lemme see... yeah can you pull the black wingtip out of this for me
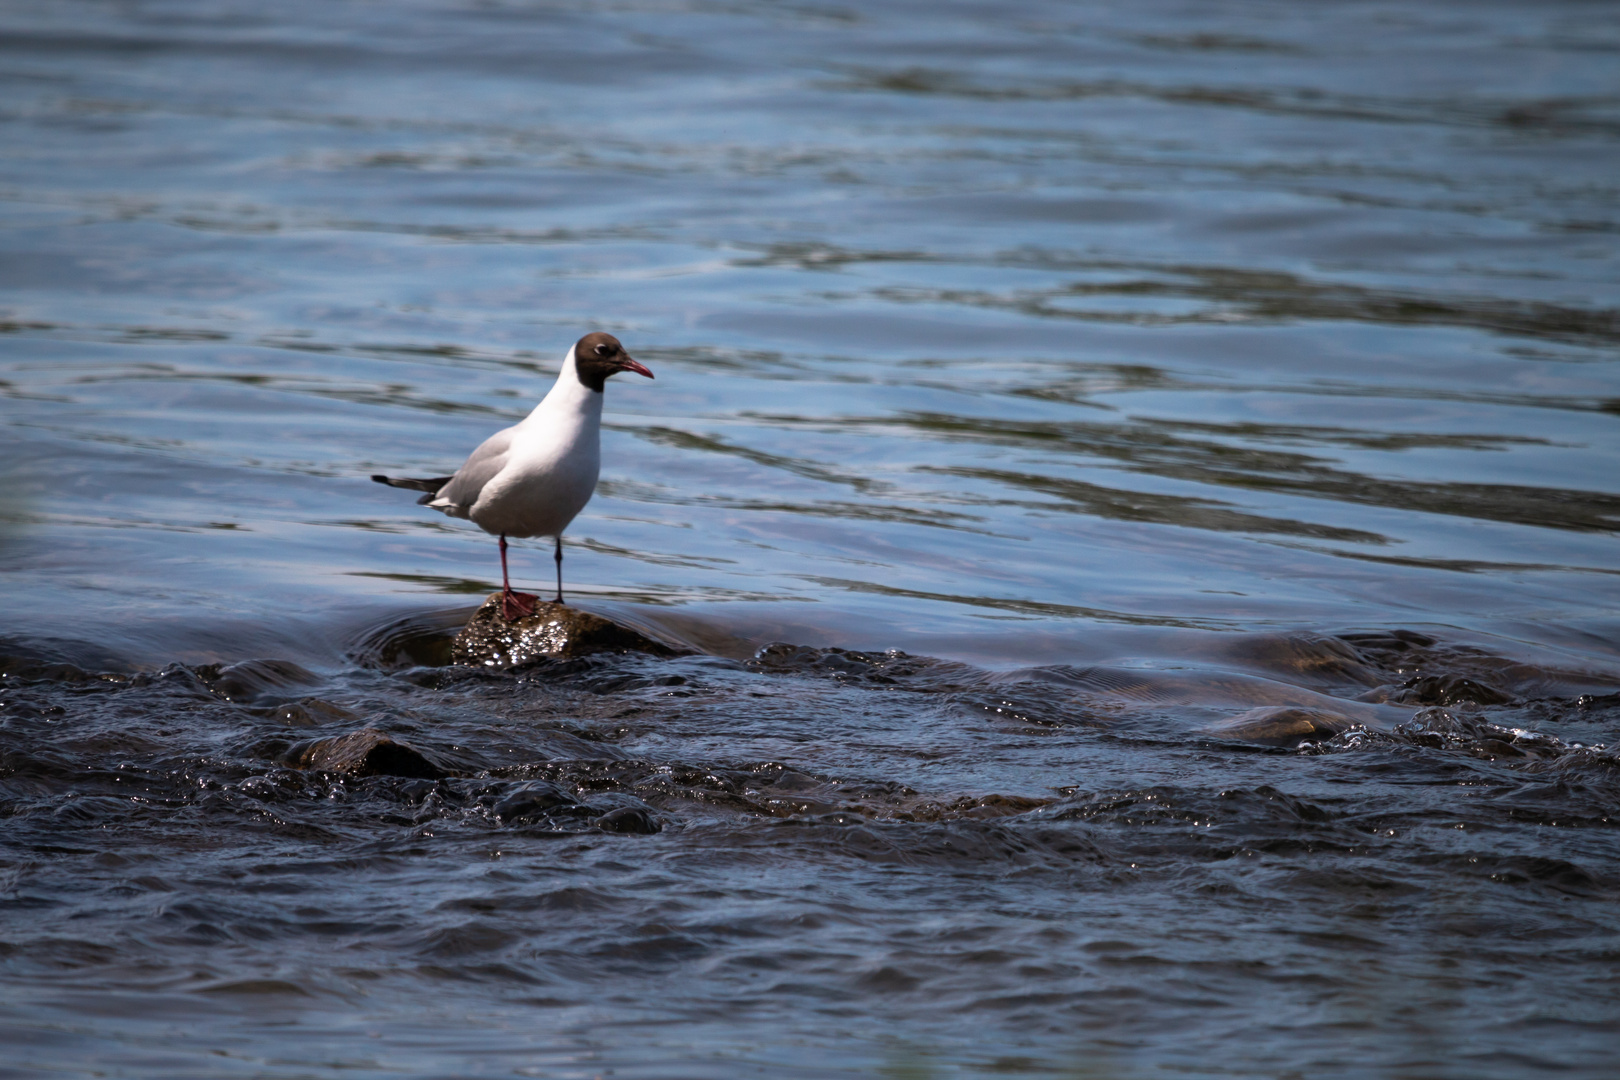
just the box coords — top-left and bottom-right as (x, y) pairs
(373, 474), (455, 493)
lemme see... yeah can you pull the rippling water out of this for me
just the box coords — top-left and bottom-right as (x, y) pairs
(3, 1), (1620, 1076)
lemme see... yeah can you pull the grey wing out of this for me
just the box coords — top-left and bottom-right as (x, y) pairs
(425, 426), (516, 516)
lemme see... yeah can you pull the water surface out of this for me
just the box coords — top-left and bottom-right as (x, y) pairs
(2, 1), (1619, 1076)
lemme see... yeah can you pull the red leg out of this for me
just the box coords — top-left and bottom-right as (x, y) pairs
(498, 534), (537, 620)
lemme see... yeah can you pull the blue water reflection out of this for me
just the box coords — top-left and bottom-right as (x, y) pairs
(2, 1), (1618, 1076)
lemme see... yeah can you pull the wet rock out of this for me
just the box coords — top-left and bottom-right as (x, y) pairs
(1, 653), (126, 686)
(1356, 674), (1516, 707)
(1394, 674), (1515, 707)
(351, 609), (466, 670)
(1333, 631), (1609, 703)
(746, 642), (962, 685)
(197, 659), (321, 704)
(1208, 706), (1354, 746)
(0, 638), (131, 683)
(1396, 709), (1579, 760)
(253, 698), (357, 728)
(285, 727), (449, 779)
(451, 593), (678, 669)
(1217, 633), (1384, 692)
(494, 781), (577, 821)
(593, 806), (660, 834)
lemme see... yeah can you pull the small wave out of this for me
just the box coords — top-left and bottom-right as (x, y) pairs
(1300, 708), (1617, 769)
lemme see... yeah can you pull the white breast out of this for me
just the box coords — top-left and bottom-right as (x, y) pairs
(466, 347), (606, 539)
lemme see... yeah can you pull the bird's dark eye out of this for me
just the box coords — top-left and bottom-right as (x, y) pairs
(596, 344), (611, 356)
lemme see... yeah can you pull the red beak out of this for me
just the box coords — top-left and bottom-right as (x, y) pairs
(619, 357), (654, 379)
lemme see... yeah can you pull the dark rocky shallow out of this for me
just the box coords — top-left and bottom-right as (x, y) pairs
(451, 593), (685, 668)
(3, 608), (1619, 1076)
(3, 0), (1620, 1073)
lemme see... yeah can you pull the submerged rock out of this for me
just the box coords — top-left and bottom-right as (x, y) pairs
(196, 659), (321, 703)
(593, 806), (661, 834)
(285, 727), (449, 779)
(450, 593), (678, 669)
(1392, 673), (1516, 707)
(351, 609), (466, 670)
(493, 781), (577, 821)
(1208, 706), (1355, 746)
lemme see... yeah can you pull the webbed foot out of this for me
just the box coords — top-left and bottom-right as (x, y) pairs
(501, 589), (539, 621)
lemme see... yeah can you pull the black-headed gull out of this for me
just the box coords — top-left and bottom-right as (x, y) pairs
(373, 331), (653, 620)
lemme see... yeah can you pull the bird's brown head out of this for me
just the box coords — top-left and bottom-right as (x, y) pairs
(572, 332), (654, 393)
